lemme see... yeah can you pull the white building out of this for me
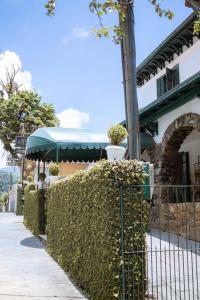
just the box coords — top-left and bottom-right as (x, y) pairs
(124, 13), (200, 194)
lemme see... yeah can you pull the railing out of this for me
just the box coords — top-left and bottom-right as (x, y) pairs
(119, 185), (200, 300)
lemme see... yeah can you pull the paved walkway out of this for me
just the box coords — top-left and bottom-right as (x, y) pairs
(147, 230), (200, 300)
(0, 213), (87, 300)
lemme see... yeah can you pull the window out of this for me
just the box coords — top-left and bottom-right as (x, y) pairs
(157, 65), (180, 98)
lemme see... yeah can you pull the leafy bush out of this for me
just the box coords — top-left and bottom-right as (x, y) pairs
(24, 190), (40, 235)
(16, 185), (24, 215)
(49, 163), (59, 176)
(47, 160), (148, 300)
(24, 183), (36, 193)
(107, 124), (128, 145)
(0, 193), (8, 210)
(24, 188), (46, 235)
(27, 175), (33, 182)
(0, 192), (8, 205)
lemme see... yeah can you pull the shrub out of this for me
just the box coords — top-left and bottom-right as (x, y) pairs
(0, 192), (8, 205)
(24, 189), (46, 235)
(16, 186), (24, 215)
(47, 160), (148, 300)
(49, 163), (59, 176)
(0, 193), (8, 210)
(107, 124), (128, 145)
(27, 175), (33, 182)
(24, 183), (36, 193)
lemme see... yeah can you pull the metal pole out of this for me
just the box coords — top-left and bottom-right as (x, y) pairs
(21, 154), (25, 188)
(43, 161), (45, 174)
(38, 160), (40, 181)
(120, 0), (140, 160)
(56, 146), (59, 163)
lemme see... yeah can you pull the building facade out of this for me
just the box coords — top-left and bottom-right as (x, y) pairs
(136, 13), (200, 192)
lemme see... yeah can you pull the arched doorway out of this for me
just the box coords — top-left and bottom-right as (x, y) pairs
(153, 113), (200, 202)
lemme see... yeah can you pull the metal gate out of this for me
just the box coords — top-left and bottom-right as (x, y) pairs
(119, 185), (200, 300)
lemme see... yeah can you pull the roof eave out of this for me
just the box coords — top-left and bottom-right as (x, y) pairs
(137, 13), (198, 86)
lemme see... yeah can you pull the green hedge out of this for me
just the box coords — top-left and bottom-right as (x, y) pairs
(24, 189), (40, 235)
(47, 160), (149, 300)
(16, 185), (24, 216)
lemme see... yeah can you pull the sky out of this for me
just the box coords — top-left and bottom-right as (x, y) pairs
(0, 0), (193, 166)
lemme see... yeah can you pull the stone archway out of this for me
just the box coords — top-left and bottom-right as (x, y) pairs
(153, 113), (200, 185)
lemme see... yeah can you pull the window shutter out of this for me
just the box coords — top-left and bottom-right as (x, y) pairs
(174, 65), (180, 87)
(157, 78), (161, 98)
(166, 68), (173, 91)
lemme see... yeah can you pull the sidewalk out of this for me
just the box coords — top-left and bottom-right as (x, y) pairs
(0, 213), (87, 300)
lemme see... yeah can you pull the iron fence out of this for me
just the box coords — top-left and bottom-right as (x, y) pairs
(119, 185), (200, 300)
(38, 189), (47, 234)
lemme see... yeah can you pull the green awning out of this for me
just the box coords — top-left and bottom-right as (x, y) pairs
(25, 127), (155, 162)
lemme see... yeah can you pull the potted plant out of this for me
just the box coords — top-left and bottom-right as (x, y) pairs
(27, 175), (33, 182)
(49, 163), (64, 183)
(49, 163), (59, 176)
(0, 193), (8, 212)
(106, 124), (127, 161)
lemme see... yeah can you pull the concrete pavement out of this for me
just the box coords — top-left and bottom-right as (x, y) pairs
(147, 230), (200, 300)
(0, 213), (87, 300)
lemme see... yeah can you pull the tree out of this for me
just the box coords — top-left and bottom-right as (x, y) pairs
(0, 64), (22, 99)
(0, 91), (58, 155)
(185, 0), (200, 33)
(44, 0), (174, 160)
(0, 192), (8, 208)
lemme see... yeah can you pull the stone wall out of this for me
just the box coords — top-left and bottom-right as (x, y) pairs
(149, 113), (200, 187)
(152, 202), (200, 242)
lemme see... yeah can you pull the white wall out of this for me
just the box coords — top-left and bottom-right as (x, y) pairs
(179, 129), (200, 184)
(154, 97), (200, 144)
(138, 38), (200, 109)
(8, 184), (17, 212)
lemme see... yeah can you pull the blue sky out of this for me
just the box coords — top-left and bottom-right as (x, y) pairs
(0, 0), (192, 132)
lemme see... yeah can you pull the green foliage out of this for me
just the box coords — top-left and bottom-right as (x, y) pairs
(49, 163), (59, 176)
(194, 12), (200, 34)
(24, 183), (36, 193)
(0, 171), (16, 195)
(0, 91), (59, 155)
(24, 189), (40, 235)
(45, 0), (174, 43)
(47, 160), (149, 300)
(27, 175), (33, 182)
(107, 124), (127, 145)
(16, 185), (24, 215)
(89, 0), (174, 43)
(45, 0), (55, 16)
(24, 189), (46, 235)
(38, 173), (46, 182)
(0, 192), (8, 206)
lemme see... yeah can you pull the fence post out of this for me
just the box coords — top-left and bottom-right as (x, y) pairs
(38, 189), (46, 234)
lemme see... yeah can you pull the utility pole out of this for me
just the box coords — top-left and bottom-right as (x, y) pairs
(120, 0), (140, 160)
